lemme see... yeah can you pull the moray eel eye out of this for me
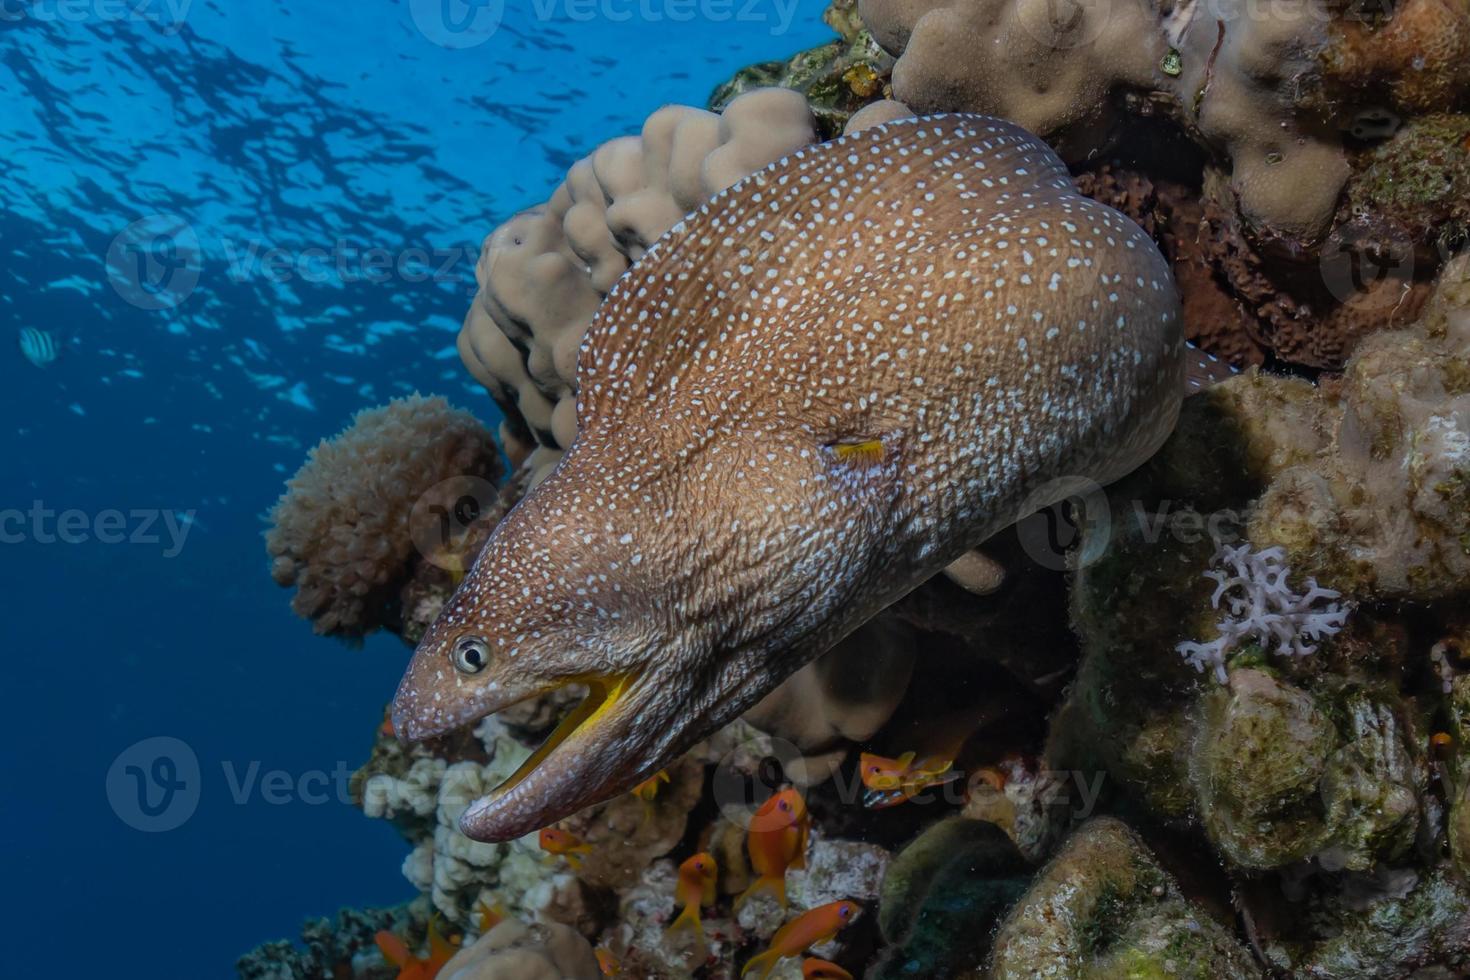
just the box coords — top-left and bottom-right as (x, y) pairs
(452, 637), (491, 675)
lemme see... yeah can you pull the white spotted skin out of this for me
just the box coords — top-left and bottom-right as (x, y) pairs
(393, 115), (1184, 842)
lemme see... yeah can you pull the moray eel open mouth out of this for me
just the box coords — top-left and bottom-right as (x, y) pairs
(452, 670), (669, 843)
(492, 674), (634, 799)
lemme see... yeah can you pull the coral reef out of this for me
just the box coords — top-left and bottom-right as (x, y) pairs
(870, 817), (1030, 978)
(254, 4), (1470, 976)
(857, 0), (1468, 242)
(1047, 255), (1470, 968)
(355, 715), (603, 933)
(757, 0), (1470, 370)
(265, 395), (503, 640)
(237, 905), (417, 980)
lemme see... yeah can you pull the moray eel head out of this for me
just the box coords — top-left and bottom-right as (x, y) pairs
(390, 455), (757, 844)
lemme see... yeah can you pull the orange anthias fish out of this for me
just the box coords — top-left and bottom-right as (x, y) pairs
(737, 788), (809, 908)
(539, 827), (593, 869)
(741, 901), (862, 979)
(374, 917), (459, 980)
(595, 946), (621, 975)
(859, 751), (961, 808)
(802, 958), (853, 980)
(667, 852), (719, 941)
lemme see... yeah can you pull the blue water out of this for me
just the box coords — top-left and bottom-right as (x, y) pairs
(2, 1), (829, 971)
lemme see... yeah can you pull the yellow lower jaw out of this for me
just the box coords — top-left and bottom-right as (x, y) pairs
(494, 674), (633, 803)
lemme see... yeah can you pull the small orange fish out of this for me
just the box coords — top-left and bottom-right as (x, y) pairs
(667, 852), (718, 942)
(632, 769), (671, 803)
(595, 946), (621, 975)
(539, 827), (593, 869)
(737, 788), (809, 908)
(802, 958), (853, 980)
(859, 751), (960, 808)
(379, 709), (396, 738)
(475, 898), (505, 933)
(374, 916), (459, 980)
(741, 901), (862, 979)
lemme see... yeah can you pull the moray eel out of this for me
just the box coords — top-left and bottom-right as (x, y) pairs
(393, 115), (1185, 842)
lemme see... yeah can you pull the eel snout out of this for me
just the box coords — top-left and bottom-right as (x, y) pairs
(456, 670), (681, 842)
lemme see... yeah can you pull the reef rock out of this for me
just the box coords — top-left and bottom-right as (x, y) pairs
(439, 919), (601, 980)
(988, 818), (1257, 978)
(1048, 254), (1470, 969)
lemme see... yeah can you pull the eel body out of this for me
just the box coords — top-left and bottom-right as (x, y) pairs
(393, 115), (1184, 842)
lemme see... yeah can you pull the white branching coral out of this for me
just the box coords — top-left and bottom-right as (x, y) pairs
(361, 718), (582, 929)
(1177, 543), (1350, 682)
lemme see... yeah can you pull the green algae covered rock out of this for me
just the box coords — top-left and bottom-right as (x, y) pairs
(1042, 256), (1470, 972)
(869, 817), (1030, 979)
(1345, 114), (1470, 253)
(989, 818), (1258, 979)
(1192, 668), (1339, 867)
(709, 0), (893, 139)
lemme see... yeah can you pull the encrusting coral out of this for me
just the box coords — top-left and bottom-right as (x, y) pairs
(355, 717), (585, 932)
(265, 395), (503, 640)
(869, 817), (1030, 978)
(710, 0), (895, 138)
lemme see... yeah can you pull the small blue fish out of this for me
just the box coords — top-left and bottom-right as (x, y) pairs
(19, 327), (59, 367)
